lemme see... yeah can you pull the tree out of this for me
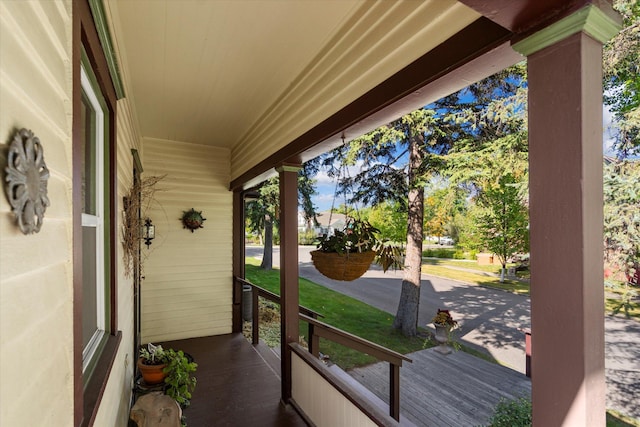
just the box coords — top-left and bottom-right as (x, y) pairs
(322, 66), (526, 336)
(246, 177), (279, 270)
(603, 158), (639, 316)
(603, 0), (640, 158)
(245, 163), (318, 270)
(366, 202), (407, 244)
(476, 173), (529, 282)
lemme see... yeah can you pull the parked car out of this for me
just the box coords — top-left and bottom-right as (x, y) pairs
(439, 236), (454, 245)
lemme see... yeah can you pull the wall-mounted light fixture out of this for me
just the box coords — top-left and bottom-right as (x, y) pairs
(142, 218), (155, 248)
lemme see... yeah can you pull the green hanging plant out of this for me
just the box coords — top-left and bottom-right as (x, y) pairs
(181, 208), (206, 233)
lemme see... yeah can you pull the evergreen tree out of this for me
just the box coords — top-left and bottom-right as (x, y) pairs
(323, 66), (527, 336)
(603, 0), (640, 158)
(604, 158), (639, 316)
(246, 163), (318, 270)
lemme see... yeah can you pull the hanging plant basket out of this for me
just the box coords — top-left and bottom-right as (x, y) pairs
(181, 208), (206, 232)
(310, 249), (376, 281)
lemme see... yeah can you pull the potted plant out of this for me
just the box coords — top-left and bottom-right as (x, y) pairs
(431, 309), (459, 354)
(163, 348), (198, 409)
(310, 217), (403, 281)
(138, 343), (168, 385)
(137, 344), (198, 408)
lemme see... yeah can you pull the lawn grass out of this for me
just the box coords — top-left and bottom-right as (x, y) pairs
(607, 409), (640, 427)
(423, 257), (507, 274)
(605, 298), (640, 321)
(245, 258), (430, 370)
(421, 263), (531, 295)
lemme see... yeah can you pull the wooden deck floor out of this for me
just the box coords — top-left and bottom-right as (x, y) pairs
(159, 334), (307, 427)
(348, 348), (531, 426)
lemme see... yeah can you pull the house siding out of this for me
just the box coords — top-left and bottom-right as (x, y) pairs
(141, 137), (232, 343)
(0, 1), (74, 426)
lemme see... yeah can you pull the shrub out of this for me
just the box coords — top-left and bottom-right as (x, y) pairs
(423, 248), (456, 258)
(453, 250), (466, 259)
(298, 229), (317, 245)
(486, 397), (531, 427)
(423, 248), (477, 260)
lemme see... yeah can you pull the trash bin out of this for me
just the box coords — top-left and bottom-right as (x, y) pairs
(524, 328), (531, 378)
(242, 284), (252, 322)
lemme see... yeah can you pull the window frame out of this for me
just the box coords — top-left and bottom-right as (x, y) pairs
(74, 1), (121, 425)
(80, 61), (108, 374)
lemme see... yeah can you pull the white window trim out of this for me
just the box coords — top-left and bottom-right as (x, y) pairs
(81, 65), (106, 372)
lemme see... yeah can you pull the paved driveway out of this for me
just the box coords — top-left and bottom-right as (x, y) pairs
(246, 245), (640, 419)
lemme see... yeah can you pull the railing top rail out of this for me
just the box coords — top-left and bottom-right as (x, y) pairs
(235, 276), (324, 319)
(300, 313), (412, 366)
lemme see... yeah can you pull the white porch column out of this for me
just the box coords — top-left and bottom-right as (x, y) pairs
(514, 6), (620, 426)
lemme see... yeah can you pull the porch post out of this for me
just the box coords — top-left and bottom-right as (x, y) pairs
(277, 163), (301, 403)
(232, 189), (244, 333)
(513, 6), (620, 426)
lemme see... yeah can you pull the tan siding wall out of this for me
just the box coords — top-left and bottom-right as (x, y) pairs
(141, 137), (232, 343)
(292, 353), (377, 427)
(0, 1), (74, 426)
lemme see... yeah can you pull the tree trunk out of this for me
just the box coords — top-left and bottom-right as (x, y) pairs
(261, 215), (273, 270)
(393, 137), (425, 336)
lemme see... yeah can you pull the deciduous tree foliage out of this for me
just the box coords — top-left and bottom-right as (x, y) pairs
(476, 173), (529, 282)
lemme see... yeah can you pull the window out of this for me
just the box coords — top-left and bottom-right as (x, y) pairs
(80, 59), (109, 375)
(75, 2), (121, 424)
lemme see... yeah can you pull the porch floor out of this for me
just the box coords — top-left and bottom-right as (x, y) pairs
(349, 347), (532, 426)
(160, 334), (307, 427)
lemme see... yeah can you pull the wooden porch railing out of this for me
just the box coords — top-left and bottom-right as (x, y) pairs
(235, 276), (412, 422)
(235, 277), (324, 345)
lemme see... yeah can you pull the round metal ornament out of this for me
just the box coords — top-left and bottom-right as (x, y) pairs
(5, 129), (50, 234)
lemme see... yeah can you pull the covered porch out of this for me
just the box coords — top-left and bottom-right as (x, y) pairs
(156, 332), (531, 426)
(0, 1), (621, 426)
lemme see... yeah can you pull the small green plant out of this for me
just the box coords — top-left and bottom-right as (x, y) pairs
(163, 349), (198, 408)
(139, 343), (166, 365)
(138, 344), (198, 409)
(485, 397), (532, 427)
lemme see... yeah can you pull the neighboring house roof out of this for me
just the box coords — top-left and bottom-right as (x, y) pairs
(315, 211), (347, 229)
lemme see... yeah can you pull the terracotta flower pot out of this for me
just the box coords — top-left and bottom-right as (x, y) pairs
(137, 358), (167, 385)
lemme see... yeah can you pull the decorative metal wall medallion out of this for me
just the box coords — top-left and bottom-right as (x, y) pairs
(5, 129), (50, 234)
(180, 208), (206, 232)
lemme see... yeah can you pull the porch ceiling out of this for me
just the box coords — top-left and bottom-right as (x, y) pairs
(105, 1), (480, 173)
(104, 0), (593, 187)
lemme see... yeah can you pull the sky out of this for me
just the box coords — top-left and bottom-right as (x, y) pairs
(311, 161), (365, 212)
